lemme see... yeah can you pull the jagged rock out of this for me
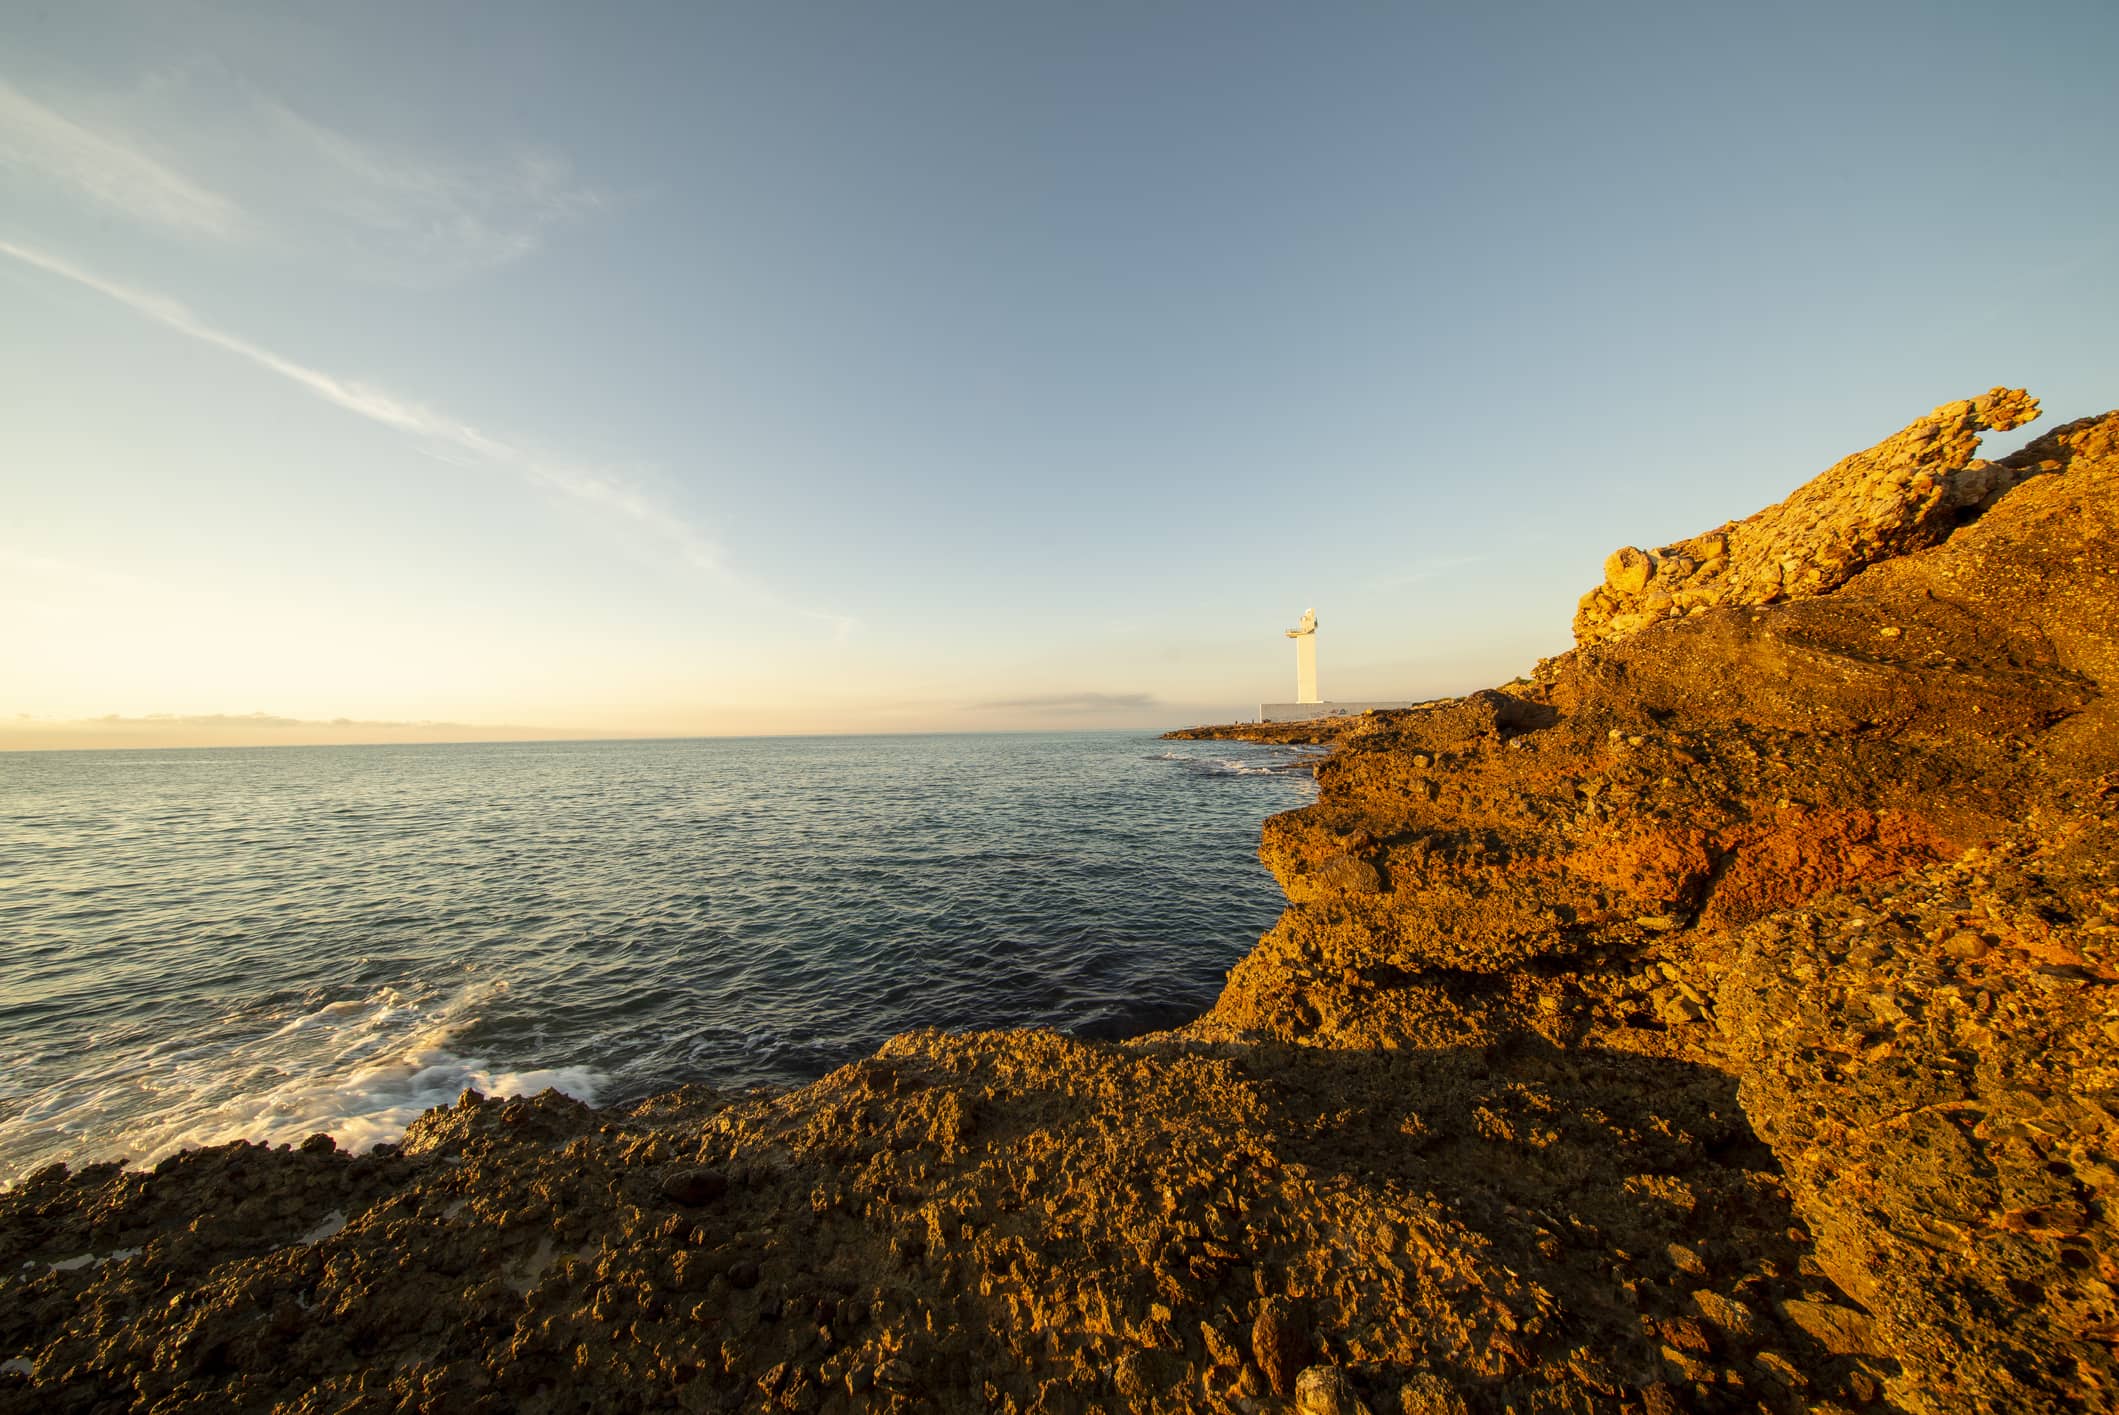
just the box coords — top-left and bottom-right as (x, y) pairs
(1574, 387), (2045, 646)
(1776, 1299), (1877, 1357)
(1320, 851), (1384, 894)
(1691, 1288), (1760, 1341)
(1113, 1348), (1156, 1403)
(1252, 1299), (1310, 1397)
(1395, 1372), (1468, 1414)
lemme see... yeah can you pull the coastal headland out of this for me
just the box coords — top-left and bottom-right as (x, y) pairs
(4, 392), (2116, 1413)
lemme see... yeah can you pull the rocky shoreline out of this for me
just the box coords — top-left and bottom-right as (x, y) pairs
(4, 391), (2115, 1413)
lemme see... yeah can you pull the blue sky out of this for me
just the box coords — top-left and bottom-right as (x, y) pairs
(5, 1), (2116, 746)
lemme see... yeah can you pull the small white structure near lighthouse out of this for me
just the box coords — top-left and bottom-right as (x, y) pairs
(1258, 605), (1420, 723)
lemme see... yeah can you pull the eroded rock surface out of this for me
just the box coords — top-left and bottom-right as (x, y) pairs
(3, 393), (2114, 1414)
(1721, 789), (2119, 1414)
(1572, 388), (2057, 646)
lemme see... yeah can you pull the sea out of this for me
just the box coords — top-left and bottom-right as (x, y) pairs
(0, 732), (1316, 1182)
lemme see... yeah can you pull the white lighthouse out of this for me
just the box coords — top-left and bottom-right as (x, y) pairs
(1258, 605), (1420, 723)
(1285, 607), (1320, 704)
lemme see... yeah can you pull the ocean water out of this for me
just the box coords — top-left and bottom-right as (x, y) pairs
(0, 732), (1314, 1181)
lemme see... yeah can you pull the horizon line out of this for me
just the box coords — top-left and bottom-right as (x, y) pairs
(0, 723), (1259, 756)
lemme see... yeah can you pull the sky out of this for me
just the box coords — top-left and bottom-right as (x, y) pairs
(4, 1), (2116, 748)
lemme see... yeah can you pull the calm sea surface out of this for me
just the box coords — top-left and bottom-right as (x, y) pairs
(0, 732), (1314, 1181)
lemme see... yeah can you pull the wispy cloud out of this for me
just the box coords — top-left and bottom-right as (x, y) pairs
(0, 73), (597, 279)
(0, 238), (718, 560)
(0, 239), (851, 635)
(0, 78), (243, 237)
(256, 98), (598, 276)
(6, 239), (851, 635)
(976, 692), (1161, 713)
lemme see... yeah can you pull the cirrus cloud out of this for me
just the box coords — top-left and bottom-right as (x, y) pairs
(0, 238), (855, 638)
(0, 71), (599, 281)
(0, 77), (243, 238)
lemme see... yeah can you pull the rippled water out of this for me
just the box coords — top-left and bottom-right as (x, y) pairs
(0, 733), (1314, 1180)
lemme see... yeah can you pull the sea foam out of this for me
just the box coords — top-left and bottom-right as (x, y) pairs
(0, 982), (601, 1177)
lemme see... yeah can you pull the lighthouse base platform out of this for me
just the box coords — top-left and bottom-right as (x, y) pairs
(1258, 700), (1421, 724)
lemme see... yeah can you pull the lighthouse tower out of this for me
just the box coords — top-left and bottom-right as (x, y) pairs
(1285, 608), (1319, 704)
(1258, 606), (1417, 723)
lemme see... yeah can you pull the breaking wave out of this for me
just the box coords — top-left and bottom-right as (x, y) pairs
(0, 982), (601, 1172)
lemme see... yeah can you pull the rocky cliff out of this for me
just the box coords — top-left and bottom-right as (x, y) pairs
(3, 394), (2114, 1415)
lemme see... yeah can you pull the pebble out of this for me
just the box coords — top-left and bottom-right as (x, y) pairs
(1943, 930), (1990, 960)
(1294, 1364), (1367, 1414)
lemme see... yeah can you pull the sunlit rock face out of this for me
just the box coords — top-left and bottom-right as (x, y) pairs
(1572, 387), (2054, 646)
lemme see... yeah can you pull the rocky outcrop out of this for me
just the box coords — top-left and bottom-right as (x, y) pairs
(3, 392), (2114, 1415)
(1720, 790), (2119, 1415)
(1192, 392), (2119, 1411)
(1572, 387), (2052, 646)
(1161, 716), (1411, 747)
(0, 1033), (1852, 1414)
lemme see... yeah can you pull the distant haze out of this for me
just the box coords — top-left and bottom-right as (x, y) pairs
(5, 3), (2116, 749)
